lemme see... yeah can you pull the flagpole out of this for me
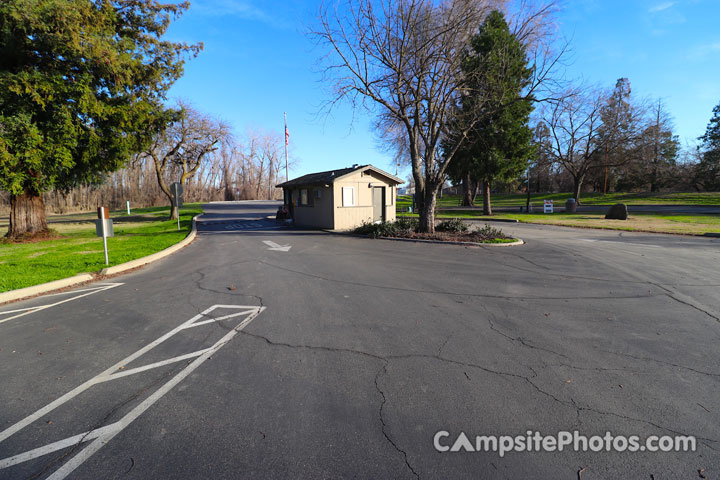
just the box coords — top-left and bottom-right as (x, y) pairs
(284, 112), (289, 182)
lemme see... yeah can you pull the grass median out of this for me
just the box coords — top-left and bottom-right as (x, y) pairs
(493, 212), (720, 235)
(396, 210), (720, 236)
(397, 192), (720, 209)
(0, 204), (202, 293)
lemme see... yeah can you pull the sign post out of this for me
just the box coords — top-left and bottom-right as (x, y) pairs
(543, 200), (554, 214)
(95, 207), (114, 265)
(171, 182), (184, 231)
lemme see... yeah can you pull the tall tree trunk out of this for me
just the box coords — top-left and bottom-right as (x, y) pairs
(163, 190), (178, 220)
(8, 192), (49, 238)
(572, 176), (584, 204)
(461, 171), (473, 206)
(482, 179), (492, 216)
(418, 184), (438, 233)
(151, 154), (178, 220)
(650, 166), (659, 192)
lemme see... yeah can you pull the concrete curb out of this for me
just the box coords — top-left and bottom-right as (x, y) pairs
(466, 218), (519, 223)
(100, 214), (200, 275)
(396, 215), (520, 224)
(0, 215), (200, 305)
(372, 235), (525, 247)
(0, 273), (95, 304)
(326, 230), (524, 247)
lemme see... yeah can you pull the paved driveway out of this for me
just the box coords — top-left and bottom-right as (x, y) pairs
(1, 201), (718, 479)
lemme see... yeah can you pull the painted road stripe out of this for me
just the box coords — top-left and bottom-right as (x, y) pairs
(45, 307), (265, 480)
(0, 422), (121, 469)
(0, 283), (123, 325)
(0, 305), (265, 479)
(180, 309), (258, 329)
(0, 306), (212, 444)
(96, 348), (214, 382)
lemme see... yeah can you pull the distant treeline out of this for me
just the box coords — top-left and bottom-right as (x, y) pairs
(0, 125), (291, 215)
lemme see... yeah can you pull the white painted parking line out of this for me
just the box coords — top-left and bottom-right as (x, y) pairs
(179, 308), (258, 329)
(0, 304), (265, 479)
(96, 348), (214, 382)
(0, 422), (121, 470)
(0, 283), (123, 325)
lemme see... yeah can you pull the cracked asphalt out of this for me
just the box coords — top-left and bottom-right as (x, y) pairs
(1, 200), (719, 479)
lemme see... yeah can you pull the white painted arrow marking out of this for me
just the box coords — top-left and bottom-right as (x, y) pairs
(263, 240), (291, 252)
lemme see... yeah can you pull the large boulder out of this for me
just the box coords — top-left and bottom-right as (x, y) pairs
(605, 203), (628, 220)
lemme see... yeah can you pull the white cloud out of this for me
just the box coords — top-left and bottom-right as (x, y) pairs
(649, 2), (676, 13)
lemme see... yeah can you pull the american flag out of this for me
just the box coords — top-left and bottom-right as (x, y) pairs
(285, 124), (289, 146)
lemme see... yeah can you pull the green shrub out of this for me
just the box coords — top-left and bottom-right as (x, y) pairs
(354, 221), (397, 238)
(435, 218), (469, 233)
(395, 216), (419, 234)
(474, 223), (506, 239)
(354, 217), (421, 238)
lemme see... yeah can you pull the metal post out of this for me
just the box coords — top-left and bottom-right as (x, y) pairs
(176, 196), (180, 231)
(284, 112), (289, 182)
(103, 235), (109, 265)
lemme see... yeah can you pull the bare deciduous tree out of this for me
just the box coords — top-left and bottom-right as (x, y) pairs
(542, 87), (605, 202)
(313, 0), (562, 232)
(145, 103), (230, 219)
(542, 81), (643, 203)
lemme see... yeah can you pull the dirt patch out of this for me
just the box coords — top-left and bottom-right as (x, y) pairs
(1, 230), (64, 244)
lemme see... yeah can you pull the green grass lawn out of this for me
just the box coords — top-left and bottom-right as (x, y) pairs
(0, 204), (202, 292)
(397, 192), (720, 209)
(395, 210), (720, 236)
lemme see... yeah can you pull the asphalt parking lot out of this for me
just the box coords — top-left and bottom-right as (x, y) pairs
(1, 201), (718, 479)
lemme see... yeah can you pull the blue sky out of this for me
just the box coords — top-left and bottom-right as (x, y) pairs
(164, 0), (720, 179)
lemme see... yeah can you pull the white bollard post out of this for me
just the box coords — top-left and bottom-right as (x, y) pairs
(126, 200), (130, 215)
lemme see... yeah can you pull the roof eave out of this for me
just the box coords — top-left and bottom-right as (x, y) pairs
(333, 165), (404, 185)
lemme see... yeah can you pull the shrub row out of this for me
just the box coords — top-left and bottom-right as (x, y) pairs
(354, 217), (503, 239)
